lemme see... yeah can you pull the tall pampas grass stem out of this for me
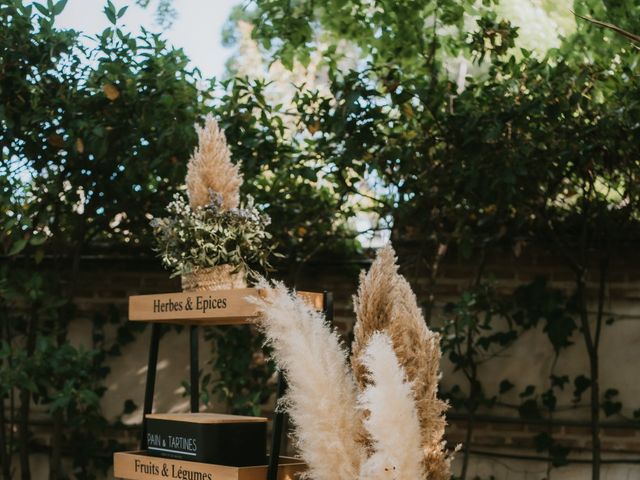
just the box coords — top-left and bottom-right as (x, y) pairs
(248, 279), (364, 480)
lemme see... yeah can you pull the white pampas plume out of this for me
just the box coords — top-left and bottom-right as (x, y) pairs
(358, 332), (425, 480)
(248, 279), (364, 480)
(186, 114), (243, 210)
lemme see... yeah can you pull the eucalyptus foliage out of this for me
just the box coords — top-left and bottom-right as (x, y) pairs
(151, 193), (275, 277)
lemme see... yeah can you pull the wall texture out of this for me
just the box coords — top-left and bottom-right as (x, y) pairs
(19, 245), (640, 478)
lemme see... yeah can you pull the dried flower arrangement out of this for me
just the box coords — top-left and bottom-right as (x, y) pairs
(250, 244), (455, 480)
(150, 114), (275, 290)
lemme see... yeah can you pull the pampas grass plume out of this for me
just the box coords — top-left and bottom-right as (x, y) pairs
(351, 245), (399, 390)
(249, 279), (364, 480)
(389, 271), (451, 480)
(352, 244), (452, 480)
(358, 332), (425, 480)
(186, 114), (243, 210)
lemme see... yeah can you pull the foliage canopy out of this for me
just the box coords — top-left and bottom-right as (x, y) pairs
(2, 0), (640, 477)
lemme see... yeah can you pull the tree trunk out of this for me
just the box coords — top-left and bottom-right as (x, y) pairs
(460, 376), (482, 480)
(0, 318), (9, 480)
(7, 371), (15, 480)
(0, 392), (8, 480)
(424, 242), (448, 325)
(576, 273), (600, 480)
(460, 409), (475, 480)
(48, 323), (71, 480)
(459, 271), (481, 480)
(48, 410), (63, 480)
(588, 256), (609, 480)
(18, 310), (38, 480)
(17, 388), (30, 480)
(589, 350), (601, 480)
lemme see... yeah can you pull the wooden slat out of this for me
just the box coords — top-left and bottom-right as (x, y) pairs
(146, 413), (267, 424)
(128, 289), (324, 325)
(113, 451), (305, 480)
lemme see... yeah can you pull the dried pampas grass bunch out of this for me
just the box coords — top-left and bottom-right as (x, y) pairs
(352, 244), (453, 480)
(186, 113), (243, 210)
(251, 243), (453, 480)
(249, 278), (365, 480)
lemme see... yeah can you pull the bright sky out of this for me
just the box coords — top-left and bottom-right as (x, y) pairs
(56, 0), (242, 79)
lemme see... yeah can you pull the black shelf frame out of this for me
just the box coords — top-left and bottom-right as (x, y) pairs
(138, 290), (333, 480)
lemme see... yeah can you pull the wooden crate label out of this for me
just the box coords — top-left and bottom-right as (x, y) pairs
(129, 289), (259, 323)
(129, 289), (324, 324)
(152, 294), (228, 315)
(113, 451), (305, 480)
(117, 454), (219, 479)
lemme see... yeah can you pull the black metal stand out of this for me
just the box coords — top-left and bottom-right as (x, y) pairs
(137, 290), (333, 479)
(139, 323), (200, 449)
(140, 323), (162, 450)
(190, 325), (199, 413)
(266, 372), (287, 480)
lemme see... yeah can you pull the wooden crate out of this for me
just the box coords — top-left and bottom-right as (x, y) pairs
(144, 413), (267, 465)
(113, 451), (306, 480)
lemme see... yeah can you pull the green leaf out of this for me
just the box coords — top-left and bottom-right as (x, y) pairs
(104, 2), (117, 24)
(117, 6), (128, 18)
(550, 374), (569, 390)
(499, 379), (514, 394)
(34, 248), (45, 265)
(122, 399), (137, 415)
(8, 238), (28, 256)
(544, 313), (576, 352)
(604, 388), (620, 399)
(50, 396), (69, 413)
(573, 375), (591, 402)
(52, 0), (68, 15)
(519, 385), (535, 398)
(19, 4), (33, 16)
(542, 389), (557, 411)
(30, 234), (47, 246)
(34, 3), (49, 16)
(300, 166), (317, 181)
(603, 400), (622, 417)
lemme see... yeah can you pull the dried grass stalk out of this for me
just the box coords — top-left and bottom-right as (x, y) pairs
(351, 245), (399, 389)
(249, 279), (364, 480)
(388, 264), (451, 480)
(352, 244), (453, 480)
(186, 114), (243, 210)
(357, 332), (425, 480)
